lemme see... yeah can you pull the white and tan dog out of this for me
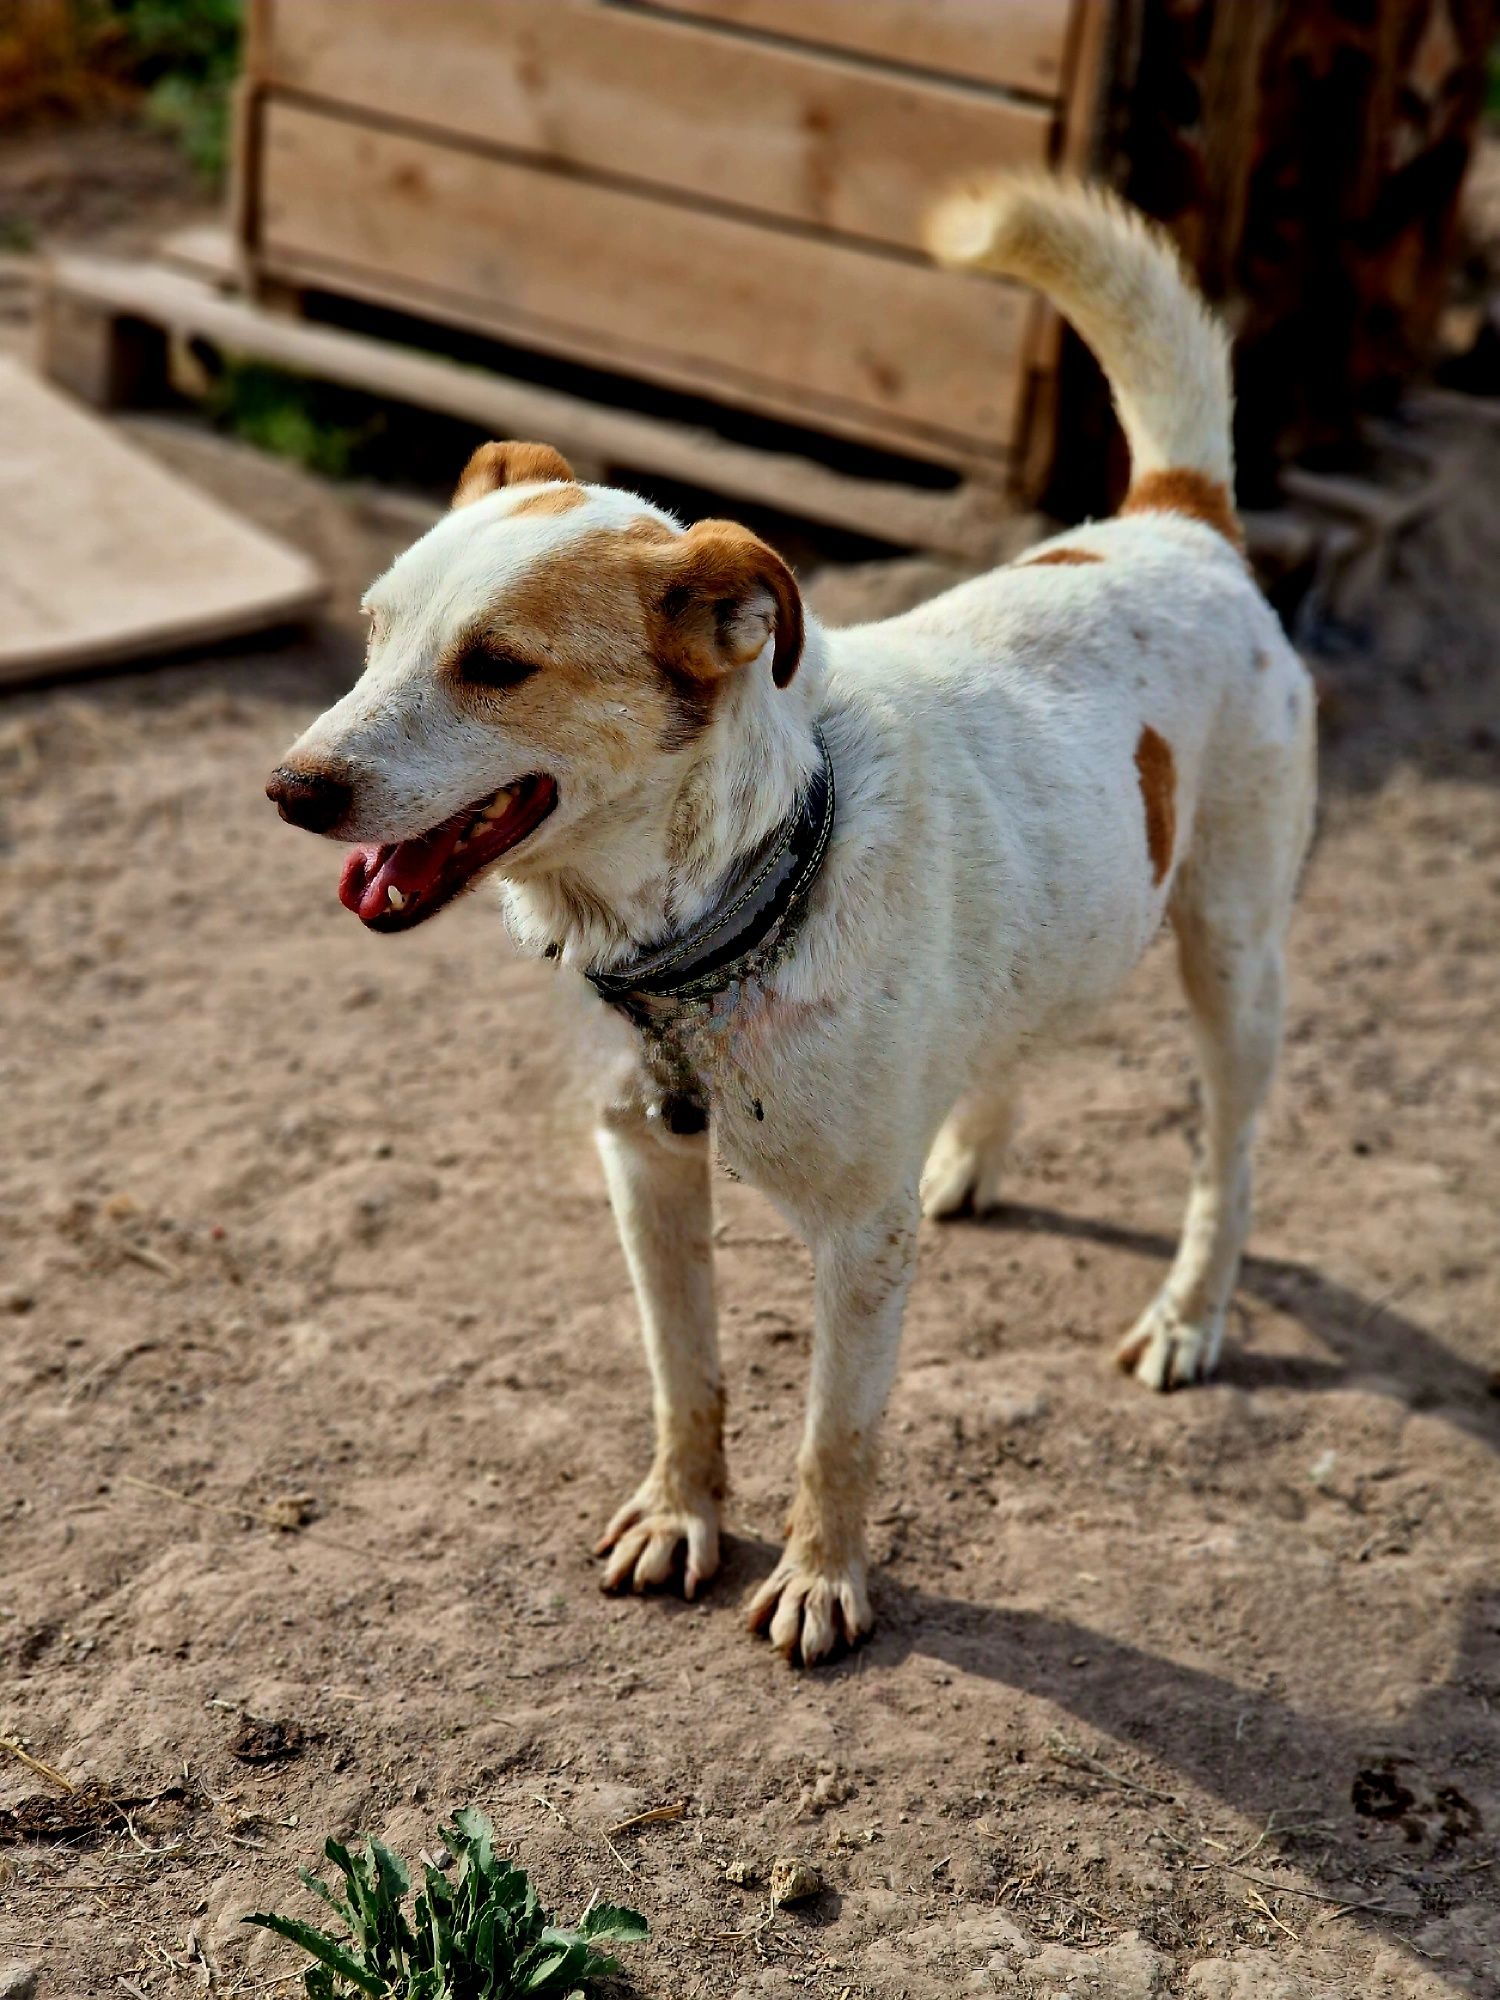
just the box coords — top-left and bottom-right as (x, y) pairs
(269, 180), (1316, 1665)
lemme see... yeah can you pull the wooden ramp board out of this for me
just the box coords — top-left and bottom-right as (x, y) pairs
(0, 355), (323, 681)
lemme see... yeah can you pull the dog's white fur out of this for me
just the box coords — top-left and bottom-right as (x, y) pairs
(276, 180), (1316, 1664)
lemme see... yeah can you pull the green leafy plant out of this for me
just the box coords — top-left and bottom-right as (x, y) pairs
(205, 362), (383, 479)
(111, 0), (243, 181)
(245, 1806), (647, 1999)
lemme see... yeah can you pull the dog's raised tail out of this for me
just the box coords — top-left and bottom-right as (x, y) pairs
(928, 176), (1239, 545)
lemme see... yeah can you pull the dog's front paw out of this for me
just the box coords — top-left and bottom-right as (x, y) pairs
(1116, 1294), (1221, 1391)
(747, 1547), (872, 1666)
(595, 1476), (721, 1599)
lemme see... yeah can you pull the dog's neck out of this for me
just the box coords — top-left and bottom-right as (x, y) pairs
(501, 624), (830, 972)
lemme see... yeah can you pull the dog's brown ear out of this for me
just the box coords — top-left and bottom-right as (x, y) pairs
(649, 520), (804, 688)
(452, 440), (576, 508)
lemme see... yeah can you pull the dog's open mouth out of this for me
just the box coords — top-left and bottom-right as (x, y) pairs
(338, 775), (557, 932)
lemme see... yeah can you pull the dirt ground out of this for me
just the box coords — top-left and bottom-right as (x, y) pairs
(4, 133), (1500, 2000)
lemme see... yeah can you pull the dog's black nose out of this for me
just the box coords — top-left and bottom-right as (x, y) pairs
(266, 765), (352, 833)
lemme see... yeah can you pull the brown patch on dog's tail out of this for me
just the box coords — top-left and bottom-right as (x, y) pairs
(1134, 725), (1176, 883)
(1121, 468), (1244, 554)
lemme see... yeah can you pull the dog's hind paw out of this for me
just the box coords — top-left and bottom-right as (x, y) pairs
(920, 1136), (1004, 1220)
(1116, 1295), (1222, 1391)
(747, 1548), (872, 1667)
(596, 1477), (721, 1600)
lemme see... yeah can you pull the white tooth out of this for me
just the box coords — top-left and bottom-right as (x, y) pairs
(386, 886), (406, 910)
(482, 788), (517, 820)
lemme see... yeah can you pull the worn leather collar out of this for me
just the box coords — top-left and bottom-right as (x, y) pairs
(587, 723), (835, 1010)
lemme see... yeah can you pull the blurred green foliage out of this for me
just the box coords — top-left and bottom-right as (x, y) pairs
(109, 0), (242, 181)
(205, 363), (386, 480)
(0, 0), (242, 182)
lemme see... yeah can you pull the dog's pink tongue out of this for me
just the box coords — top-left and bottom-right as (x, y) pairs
(338, 826), (461, 921)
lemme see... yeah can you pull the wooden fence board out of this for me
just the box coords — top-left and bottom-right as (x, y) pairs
(623, 0), (1077, 97)
(258, 100), (1030, 458)
(40, 256), (1024, 558)
(260, 0), (1054, 257)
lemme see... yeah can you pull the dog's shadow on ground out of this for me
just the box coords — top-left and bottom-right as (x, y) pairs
(873, 1579), (1495, 1937)
(713, 1557), (1495, 1970)
(969, 1201), (1500, 1456)
(714, 1205), (1497, 1966)
(712, 1521), (1497, 1966)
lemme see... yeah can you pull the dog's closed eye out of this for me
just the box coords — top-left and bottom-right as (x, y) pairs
(456, 645), (540, 691)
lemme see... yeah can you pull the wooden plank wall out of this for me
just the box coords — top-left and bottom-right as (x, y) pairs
(239, 0), (1117, 497)
(624, 0), (1078, 96)
(264, 0), (1058, 257)
(258, 101), (1034, 463)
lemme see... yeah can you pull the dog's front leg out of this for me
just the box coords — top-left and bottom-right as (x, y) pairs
(749, 1190), (918, 1665)
(594, 1100), (724, 1599)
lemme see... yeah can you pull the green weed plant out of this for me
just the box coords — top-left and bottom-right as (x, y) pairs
(246, 1806), (647, 1999)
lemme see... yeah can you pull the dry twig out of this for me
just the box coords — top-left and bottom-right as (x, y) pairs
(1045, 1734), (1175, 1804)
(606, 1800), (689, 1836)
(0, 1737), (75, 1793)
(1205, 1862), (1390, 1915)
(119, 1473), (378, 1560)
(115, 1237), (182, 1281)
(531, 1793), (636, 1879)
(1247, 1885), (1300, 1944)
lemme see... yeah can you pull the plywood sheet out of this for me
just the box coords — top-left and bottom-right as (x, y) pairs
(0, 356), (323, 680)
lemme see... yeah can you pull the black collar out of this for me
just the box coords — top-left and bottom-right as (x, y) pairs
(587, 724), (835, 1010)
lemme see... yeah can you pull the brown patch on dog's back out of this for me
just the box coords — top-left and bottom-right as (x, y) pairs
(1122, 468), (1244, 553)
(1019, 547), (1103, 567)
(1134, 725), (1176, 883)
(509, 484), (586, 517)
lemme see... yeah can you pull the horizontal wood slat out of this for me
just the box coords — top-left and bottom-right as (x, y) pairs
(257, 101), (1031, 458)
(623, 0), (1076, 97)
(258, 0), (1054, 257)
(43, 254), (1026, 558)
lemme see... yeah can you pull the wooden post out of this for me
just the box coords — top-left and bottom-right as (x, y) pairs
(1121, 0), (1494, 498)
(35, 286), (169, 409)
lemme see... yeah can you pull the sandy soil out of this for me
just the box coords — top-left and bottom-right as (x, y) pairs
(3, 142), (1500, 2000)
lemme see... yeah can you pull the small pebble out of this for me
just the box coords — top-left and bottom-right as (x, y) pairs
(769, 1858), (822, 1907)
(0, 1962), (39, 2000)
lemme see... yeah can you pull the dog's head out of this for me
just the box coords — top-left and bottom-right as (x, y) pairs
(267, 441), (805, 932)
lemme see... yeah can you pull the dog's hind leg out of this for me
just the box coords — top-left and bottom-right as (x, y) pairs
(1117, 883), (1283, 1390)
(1117, 712), (1313, 1389)
(594, 1094), (725, 1598)
(921, 1081), (1022, 1219)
